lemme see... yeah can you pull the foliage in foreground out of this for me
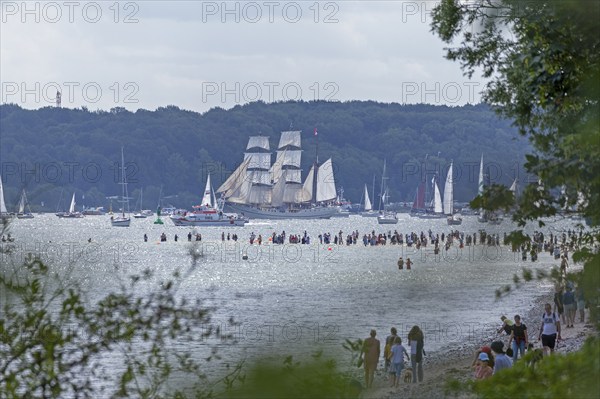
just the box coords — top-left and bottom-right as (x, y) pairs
(446, 337), (600, 399)
(224, 351), (361, 399)
(0, 245), (241, 398)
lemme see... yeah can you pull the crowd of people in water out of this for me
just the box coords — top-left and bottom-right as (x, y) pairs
(138, 227), (587, 263)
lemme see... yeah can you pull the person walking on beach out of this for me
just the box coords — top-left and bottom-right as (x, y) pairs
(539, 303), (562, 356)
(390, 336), (409, 388)
(490, 341), (512, 374)
(408, 325), (426, 383)
(406, 258), (413, 270)
(507, 315), (528, 362)
(384, 327), (398, 372)
(362, 329), (380, 388)
(576, 285), (586, 323)
(562, 286), (576, 328)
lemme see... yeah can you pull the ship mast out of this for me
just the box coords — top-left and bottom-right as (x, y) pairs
(312, 127), (319, 204)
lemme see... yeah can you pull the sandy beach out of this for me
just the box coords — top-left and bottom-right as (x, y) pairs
(356, 289), (594, 399)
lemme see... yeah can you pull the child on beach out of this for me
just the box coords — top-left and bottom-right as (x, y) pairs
(473, 352), (493, 380)
(389, 336), (409, 388)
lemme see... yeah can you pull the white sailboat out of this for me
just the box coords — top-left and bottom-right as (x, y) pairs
(111, 147), (131, 227)
(0, 176), (13, 221)
(17, 189), (34, 219)
(417, 176), (444, 219)
(360, 184), (378, 217)
(443, 162), (462, 225)
(217, 130), (338, 219)
(477, 154), (488, 223)
(56, 192), (84, 218)
(377, 159), (398, 224)
(133, 188), (153, 218)
(170, 173), (247, 226)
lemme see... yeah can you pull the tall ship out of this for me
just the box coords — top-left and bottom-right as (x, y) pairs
(217, 130), (339, 219)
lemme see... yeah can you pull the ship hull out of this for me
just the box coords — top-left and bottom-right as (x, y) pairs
(227, 203), (337, 219)
(170, 215), (246, 227)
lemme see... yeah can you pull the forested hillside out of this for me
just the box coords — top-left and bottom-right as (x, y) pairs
(0, 101), (530, 211)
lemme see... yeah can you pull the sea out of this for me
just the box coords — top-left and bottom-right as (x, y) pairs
(1, 213), (580, 393)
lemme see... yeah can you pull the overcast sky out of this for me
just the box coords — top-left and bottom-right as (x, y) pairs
(1, 1), (485, 113)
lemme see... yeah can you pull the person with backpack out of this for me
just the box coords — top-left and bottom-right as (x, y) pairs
(538, 303), (562, 356)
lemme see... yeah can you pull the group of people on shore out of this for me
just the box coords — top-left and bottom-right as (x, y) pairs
(360, 326), (426, 389)
(475, 292), (585, 380)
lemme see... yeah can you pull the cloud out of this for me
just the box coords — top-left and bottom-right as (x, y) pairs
(0, 1), (483, 112)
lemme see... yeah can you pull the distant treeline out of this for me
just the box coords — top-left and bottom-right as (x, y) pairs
(0, 101), (530, 211)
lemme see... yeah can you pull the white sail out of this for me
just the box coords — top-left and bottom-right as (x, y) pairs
(0, 176), (7, 214)
(270, 170), (287, 207)
(244, 136), (272, 204)
(246, 136), (270, 151)
(275, 131), (304, 203)
(478, 154), (484, 195)
(18, 190), (25, 214)
(364, 184), (372, 211)
(301, 164), (315, 202)
(443, 162), (454, 215)
(316, 158), (337, 202)
(217, 157), (251, 197)
(201, 174), (212, 207)
(218, 158), (254, 204)
(510, 178), (518, 198)
(278, 131), (301, 149)
(433, 182), (443, 213)
(69, 193), (76, 213)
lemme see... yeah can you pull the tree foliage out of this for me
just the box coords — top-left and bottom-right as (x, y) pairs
(0, 240), (241, 398)
(432, 0), (599, 395)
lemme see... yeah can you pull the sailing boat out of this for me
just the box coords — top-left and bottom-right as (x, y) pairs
(133, 188), (153, 218)
(0, 176), (13, 220)
(414, 175), (444, 219)
(477, 154), (488, 223)
(170, 174), (246, 226)
(443, 162), (462, 225)
(377, 160), (398, 224)
(111, 147), (131, 227)
(360, 183), (378, 217)
(217, 130), (338, 219)
(16, 189), (34, 219)
(56, 192), (84, 218)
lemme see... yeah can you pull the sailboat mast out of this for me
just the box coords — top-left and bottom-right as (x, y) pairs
(371, 175), (376, 209)
(120, 147), (126, 217)
(312, 128), (319, 204)
(378, 159), (387, 212)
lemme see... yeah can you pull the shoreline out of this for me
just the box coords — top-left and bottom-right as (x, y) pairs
(358, 281), (594, 399)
